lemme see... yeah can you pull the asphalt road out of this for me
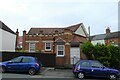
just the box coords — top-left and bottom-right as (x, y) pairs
(1, 68), (115, 80)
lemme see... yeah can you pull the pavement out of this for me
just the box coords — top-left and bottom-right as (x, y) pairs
(1, 67), (73, 78)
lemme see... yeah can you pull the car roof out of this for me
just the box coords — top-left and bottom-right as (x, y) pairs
(17, 56), (35, 58)
(79, 60), (98, 62)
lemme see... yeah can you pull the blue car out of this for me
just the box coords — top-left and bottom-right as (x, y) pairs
(73, 60), (120, 80)
(0, 56), (42, 75)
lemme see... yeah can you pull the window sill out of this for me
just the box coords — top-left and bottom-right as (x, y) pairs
(45, 49), (51, 51)
(56, 55), (64, 57)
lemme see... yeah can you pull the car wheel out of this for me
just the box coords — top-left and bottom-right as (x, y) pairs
(77, 72), (85, 79)
(109, 74), (117, 80)
(28, 68), (36, 75)
(0, 66), (6, 73)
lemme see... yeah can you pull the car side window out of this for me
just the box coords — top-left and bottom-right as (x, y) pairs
(81, 61), (90, 67)
(10, 57), (22, 63)
(91, 61), (103, 68)
(22, 58), (32, 63)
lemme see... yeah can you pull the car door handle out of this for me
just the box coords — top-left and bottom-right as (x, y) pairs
(91, 69), (94, 72)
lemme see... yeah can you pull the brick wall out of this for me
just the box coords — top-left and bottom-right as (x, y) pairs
(105, 38), (120, 46)
(21, 30), (87, 66)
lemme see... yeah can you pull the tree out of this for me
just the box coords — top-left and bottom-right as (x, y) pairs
(81, 41), (94, 59)
(94, 44), (110, 67)
(107, 45), (120, 69)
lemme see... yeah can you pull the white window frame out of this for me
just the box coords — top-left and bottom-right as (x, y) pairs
(29, 43), (35, 52)
(57, 45), (64, 57)
(45, 42), (51, 51)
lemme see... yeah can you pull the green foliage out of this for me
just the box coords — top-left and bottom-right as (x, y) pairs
(81, 42), (120, 70)
(107, 45), (120, 69)
(36, 50), (41, 53)
(81, 41), (94, 59)
(93, 44), (111, 67)
(16, 50), (26, 52)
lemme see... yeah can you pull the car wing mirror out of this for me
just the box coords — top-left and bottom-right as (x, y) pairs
(102, 67), (105, 69)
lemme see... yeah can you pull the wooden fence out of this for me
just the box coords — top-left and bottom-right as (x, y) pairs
(0, 52), (56, 67)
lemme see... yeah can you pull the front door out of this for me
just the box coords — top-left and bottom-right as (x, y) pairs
(70, 47), (80, 64)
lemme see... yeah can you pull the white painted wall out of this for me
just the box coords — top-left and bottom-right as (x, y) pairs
(75, 25), (86, 37)
(91, 40), (105, 45)
(0, 29), (2, 52)
(0, 29), (16, 51)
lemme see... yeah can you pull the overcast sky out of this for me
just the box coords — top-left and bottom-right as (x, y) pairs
(0, 0), (119, 36)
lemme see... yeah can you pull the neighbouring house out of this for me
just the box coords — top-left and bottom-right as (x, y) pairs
(90, 34), (106, 45)
(105, 31), (120, 48)
(0, 21), (16, 52)
(19, 23), (88, 66)
(90, 27), (120, 48)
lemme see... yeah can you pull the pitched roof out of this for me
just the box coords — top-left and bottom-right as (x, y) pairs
(55, 38), (65, 42)
(27, 23), (82, 35)
(105, 31), (120, 39)
(0, 21), (16, 35)
(90, 31), (120, 41)
(90, 34), (106, 41)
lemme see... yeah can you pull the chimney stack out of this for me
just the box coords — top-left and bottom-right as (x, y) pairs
(106, 27), (111, 34)
(16, 29), (19, 50)
(22, 30), (26, 50)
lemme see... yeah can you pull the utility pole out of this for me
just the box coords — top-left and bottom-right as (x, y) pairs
(88, 26), (90, 41)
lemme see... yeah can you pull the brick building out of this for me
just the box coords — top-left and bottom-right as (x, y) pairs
(17, 23), (88, 66)
(90, 27), (120, 49)
(105, 28), (120, 48)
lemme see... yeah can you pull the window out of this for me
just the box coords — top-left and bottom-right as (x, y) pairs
(91, 61), (104, 68)
(57, 45), (64, 57)
(10, 57), (22, 63)
(81, 61), (90, 67)
(22, 58), (32, 63)
(45, 42), (51, 51)
(29, 43), (35, 52)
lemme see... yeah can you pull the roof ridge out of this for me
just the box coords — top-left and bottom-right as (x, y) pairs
(67, 23), (82, 28)
(30, 27), (65, 29)
(28, 23), (83, 35)
(91, 33), (106, 36)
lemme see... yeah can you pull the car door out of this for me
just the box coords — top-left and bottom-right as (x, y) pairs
(90, 61), (108, 78)
(18, 57), (32, 72)
(80, 61), (92, 76)
(6, 57), (22, 71)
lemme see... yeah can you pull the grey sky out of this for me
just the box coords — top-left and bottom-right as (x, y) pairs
(0, 0), (119, 36)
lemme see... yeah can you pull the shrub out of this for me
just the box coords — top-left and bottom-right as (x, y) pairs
(81, 42), (120, 70)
